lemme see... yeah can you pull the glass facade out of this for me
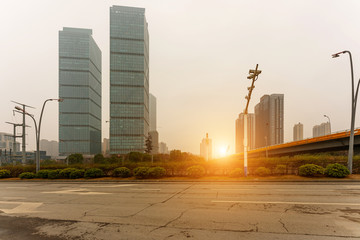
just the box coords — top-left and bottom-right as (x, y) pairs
(110, 6), (149, 154)
(59, 27), (102, 156)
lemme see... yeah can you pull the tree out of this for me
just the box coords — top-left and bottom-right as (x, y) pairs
(128, 152), (143, 162)
(93, 153), (105, 164)
(145, 134), (153, 154)
(67, 153), (84, 165)
(170, 150), (182, 161)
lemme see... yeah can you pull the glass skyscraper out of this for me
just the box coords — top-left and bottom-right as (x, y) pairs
(110, 6), (149, 154)
(59, 27), (102, 156)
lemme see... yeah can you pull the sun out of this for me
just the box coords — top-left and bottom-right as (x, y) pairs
(219, 146), (228, 158)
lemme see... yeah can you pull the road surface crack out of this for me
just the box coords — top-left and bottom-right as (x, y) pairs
(279, 218), (289, 233)
(151, 209), (188, 233)
(161, 184), (194, 203)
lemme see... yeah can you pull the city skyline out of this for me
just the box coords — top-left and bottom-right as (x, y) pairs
(1, 1), (360, 157)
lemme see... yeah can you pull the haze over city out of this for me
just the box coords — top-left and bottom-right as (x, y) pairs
(1, 0), (360, 156)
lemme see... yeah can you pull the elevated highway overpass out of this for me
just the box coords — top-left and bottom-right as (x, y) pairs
(246, 129), (360, 158)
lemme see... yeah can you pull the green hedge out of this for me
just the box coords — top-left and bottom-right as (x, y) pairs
(19, 172), (36, 179)
(112, 167), (132, 178)
(229, 168), (243, 178)
(254, 167), (271, 176)
(325, 163), (350, 178)
(69, 169), (85, 179)
(133, 167), (150, 179)
(298, 164), (324, 177)
(0, 170), (11, 178)
(84, 168), (103, 178)
(148, 167), (166, 179)
(187, 165), (205, 178)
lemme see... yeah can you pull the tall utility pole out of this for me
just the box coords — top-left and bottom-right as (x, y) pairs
(243, 64), (262, 177)
(5, 122), (23, 161)
(11, 101), (35, 165)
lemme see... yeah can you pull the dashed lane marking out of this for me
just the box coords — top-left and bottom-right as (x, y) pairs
(42, 188), (111, 195)
(0, 201), (42, 214)
(212, 200), (360, 206)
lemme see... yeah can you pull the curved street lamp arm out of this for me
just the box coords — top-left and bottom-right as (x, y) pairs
(354, 78), (360, 111)
(24, 112), (38, 149)
(38, 99), (52, 144)
(343, 51), (355, 102)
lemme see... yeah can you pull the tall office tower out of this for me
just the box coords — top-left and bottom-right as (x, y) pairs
(110, 6), (149, 154)
(149, 93), (158, 153)
(293, 122), (303, 141)
(235, 113), (255, 153)
(200, 133), (212, 161)
(312, 122), (331, 138)
(254, 94), (284, 148)
(59, 27), (102, 156)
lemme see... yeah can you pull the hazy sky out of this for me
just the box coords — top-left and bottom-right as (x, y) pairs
(1, 0), (360, 157)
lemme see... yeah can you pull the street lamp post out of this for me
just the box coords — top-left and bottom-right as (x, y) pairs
(15, 98), (63, 173)
(243, 64), (262, 177)
(332, 50), (360, 174)
(324, 114), (331, 133)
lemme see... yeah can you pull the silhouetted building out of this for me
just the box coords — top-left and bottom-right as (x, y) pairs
(0, 132), (20, 153)
(109, 6), (149, 154)
(149, 94), (158, 153)
(159, 142), (169, 154)
(59, 27), (102, 156)
(200, 133), (212, 161)
(40, 139), (59, 158)
(313, 122), (331, 138)
(293, 123), (303, 141)
(149, 131), (159, 154)
(235, 113), (255, 153)
(255, 94), (284, 148)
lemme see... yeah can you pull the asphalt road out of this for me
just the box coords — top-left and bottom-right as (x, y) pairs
(0, 181), (360, 240)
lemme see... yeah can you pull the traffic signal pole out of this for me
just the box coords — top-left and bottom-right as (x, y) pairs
(243, 64), (261, 176)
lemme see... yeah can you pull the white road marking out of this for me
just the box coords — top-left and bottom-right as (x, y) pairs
(212, 188), (333, 192)
(0, 201), (42, 214)
(2, 197), (26, 200)
(6, 187), (27, 189)
(212, 200), (360, 206)
(87, 184), (135, 188)
(131, 188), (161, 191)
(42, 188), (111, 195)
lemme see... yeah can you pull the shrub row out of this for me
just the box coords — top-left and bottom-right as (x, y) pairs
(5, 163), (353, 180)
(299, 163), (350, 178)
(19, 168), (103, 180)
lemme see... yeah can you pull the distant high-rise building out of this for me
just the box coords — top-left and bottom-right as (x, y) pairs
(293, 123), (303, 141)
(255, 94), (284, 148)
(159, 142), (169, 154)
(149, 131), (159, 154)
(313, 122), (331, 138)
(0, 132), (20, 153)
(149, 94), (157, 132)
(59, 27), (102, 156)
(200, 133), (212, 161)
(109, 6), (150, 154)
(40, 139), (59, 158)
(235, 113), (255, 153)
(149, 93), (158, 153)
